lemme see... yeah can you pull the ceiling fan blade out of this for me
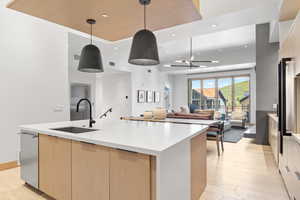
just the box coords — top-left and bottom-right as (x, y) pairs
(170, 64), (200, 68)
(192, 60), (219, 63)
(175, 60), (190, 64)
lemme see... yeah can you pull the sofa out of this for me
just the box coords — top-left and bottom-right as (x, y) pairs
(167, 112), (213, 120)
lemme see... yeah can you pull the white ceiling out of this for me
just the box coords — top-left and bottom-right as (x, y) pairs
(200, 0), (281, 19)
(102, 0), (280, 74)
(164, 63), (256, 75)
(2, 0), (282, 74)
(160, 25), (255, 58)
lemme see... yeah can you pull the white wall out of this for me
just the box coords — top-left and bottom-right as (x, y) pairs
(279, 20), (294, 45)
(0, 7), (70, 163)
(68, 33), (98, 113)
(131, 68), (172, 116)
(95, 73), (132, 120)
(170, 69), (256, 123)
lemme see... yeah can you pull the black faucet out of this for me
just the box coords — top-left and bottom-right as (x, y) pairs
(76, 98), (96, 128)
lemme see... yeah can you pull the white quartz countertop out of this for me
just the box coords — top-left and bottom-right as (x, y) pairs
(20, 119), (208, 156)
(293, 134), (300, 145)
(268, 113), (278, 122)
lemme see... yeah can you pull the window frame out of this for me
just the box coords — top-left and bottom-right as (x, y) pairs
(188, 74), (251, 116)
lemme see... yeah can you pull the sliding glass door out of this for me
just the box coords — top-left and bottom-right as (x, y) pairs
(202, 79), (217, 110)
(191, 80), (201, 107)
(233, 76), (250, 119)
(188, 75), (250, 122)
(218, 78), (233, 113)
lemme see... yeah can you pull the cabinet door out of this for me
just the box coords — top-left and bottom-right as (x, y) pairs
(110, 149), (151, 200)
(72, 141), (110, 200)
(39, 135), (71, 200)
(191, 133), (207, 200)
(292, 139), (300, 200)
(280, 136), (292, 196)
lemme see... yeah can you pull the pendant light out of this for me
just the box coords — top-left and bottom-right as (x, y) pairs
(78, 19), (104, 73)
(128, 0), (160, 66)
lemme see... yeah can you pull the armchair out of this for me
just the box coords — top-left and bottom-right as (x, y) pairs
(230, 110), (246, 128)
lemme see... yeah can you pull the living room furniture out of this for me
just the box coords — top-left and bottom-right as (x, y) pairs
(194, 109), (215, 119)
(167, 112), (213, 120)
(230, 111), (246, 128)
(207, 122), (225, 156)
(121, 117), (218, 126)
(223, 120), (232, 132)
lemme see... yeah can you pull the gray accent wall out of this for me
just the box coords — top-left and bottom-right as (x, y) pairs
(256, 23), (279, 145)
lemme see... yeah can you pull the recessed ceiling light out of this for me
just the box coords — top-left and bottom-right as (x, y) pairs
(164, 64), (172, 67)
(101, 13), (109, 18)
(212, 61), (219, 63)
(211, 24), (217, 28)
(171, 33), (176, 37)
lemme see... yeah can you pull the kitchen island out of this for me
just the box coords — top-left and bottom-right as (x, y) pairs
(20, 119), (208, 200)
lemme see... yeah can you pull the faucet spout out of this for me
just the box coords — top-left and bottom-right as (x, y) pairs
(76, 98), (96, 128)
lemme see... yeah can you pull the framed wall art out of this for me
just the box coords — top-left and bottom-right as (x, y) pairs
(154, 91), (160, 103)
(137, 90), (145, 103)
(146, 91), (153, 103)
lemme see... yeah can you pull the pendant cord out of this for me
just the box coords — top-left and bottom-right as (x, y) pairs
(190, 38), (192, 69)
(144, 4), (146, 29)
(90, 23), (93, 44)
(190, 38), (192, 60)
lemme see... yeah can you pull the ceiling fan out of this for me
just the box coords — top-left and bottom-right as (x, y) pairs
(164, 38), (219, 68)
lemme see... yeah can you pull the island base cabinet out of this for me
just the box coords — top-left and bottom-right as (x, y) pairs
(191, 133), (207, 200)
(39, 135), (71, 200)
(109, 149), (151, 200)
(71, 141), (110, 200)
(38, 135), (206, 200)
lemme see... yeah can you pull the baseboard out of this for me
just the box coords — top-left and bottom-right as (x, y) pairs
(0, 161), (19, 171)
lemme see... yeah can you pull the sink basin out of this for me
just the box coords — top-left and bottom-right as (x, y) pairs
(51, 127), (98, 134)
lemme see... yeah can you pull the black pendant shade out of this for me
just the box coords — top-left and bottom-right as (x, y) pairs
(78, 44), (104, 73)
(128, 0), (160, 66)
(78, 19), (104, 73)
(129, 29), (159, 65)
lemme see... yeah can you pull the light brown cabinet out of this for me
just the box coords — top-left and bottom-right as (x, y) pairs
(71, 141), (110, 200)
(191, 133), (207, 200)
(39, 134), (71, 200)
(38, 134), (206, 200)
(109, 149), (151, 200)
(39, 136), (154, 200)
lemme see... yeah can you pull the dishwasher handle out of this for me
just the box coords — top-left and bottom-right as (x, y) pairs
(18, 132), (38, 138)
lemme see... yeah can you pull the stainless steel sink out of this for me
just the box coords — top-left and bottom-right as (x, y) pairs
(51, 127), (98, 134)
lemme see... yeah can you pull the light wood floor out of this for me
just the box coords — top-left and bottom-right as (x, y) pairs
(201, 138), (289, 200)
(0, 139), (289, 200)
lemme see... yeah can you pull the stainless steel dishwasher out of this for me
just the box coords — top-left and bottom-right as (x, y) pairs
(19, 131), (38, 189)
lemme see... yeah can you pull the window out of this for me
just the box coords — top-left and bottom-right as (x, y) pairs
(233, 76), (250, 118)
(188, 75), (250, 122)
(191, 80), (201, 107)
(202, 79), (217, 110)
(218, 78), (233, 113)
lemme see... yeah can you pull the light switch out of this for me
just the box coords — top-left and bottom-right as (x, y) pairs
(53, 105), (64, 112)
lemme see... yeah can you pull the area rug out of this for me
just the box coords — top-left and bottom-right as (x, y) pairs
(223, 128), (245, 143)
